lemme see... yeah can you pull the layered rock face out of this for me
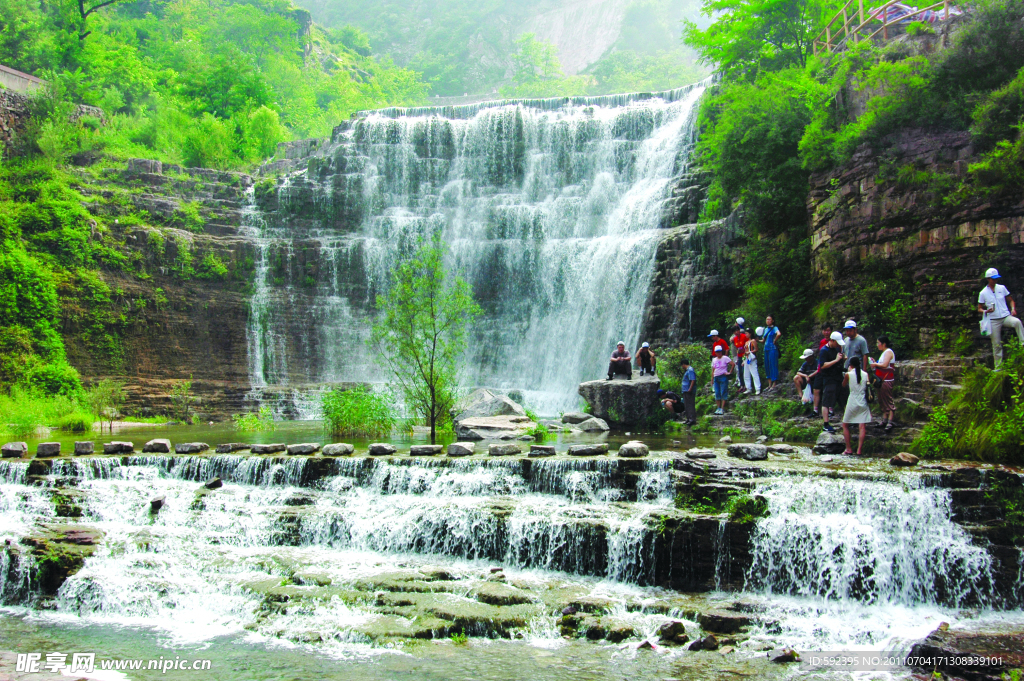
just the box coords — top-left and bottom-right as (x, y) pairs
(578, 372), (661, 427)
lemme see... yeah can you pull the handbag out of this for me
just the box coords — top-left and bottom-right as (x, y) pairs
(980, 314), (992, 337)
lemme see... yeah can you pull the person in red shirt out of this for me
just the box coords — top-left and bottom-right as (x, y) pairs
(707, 330), (729, 359)
(730, 324), (749, 393)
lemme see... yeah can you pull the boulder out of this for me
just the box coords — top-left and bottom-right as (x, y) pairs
(567, 443), (609, 456)
(410, 445), (443, 456)
(36, 442), (61, 457)
(2, 442), (28, 458)
(216, 443), (250, 453)
(447, 442), (475, 457)
(488, 444), (522, 457)
(890, 452), (920, 467)
(813, 431), (846, 455)
(143, 439), (172, 453)
(150, 496), (165, 511)
(698, 611), (751, 633)
(322, 443), (355, 456)
(755, 435), (768, 443)
(767, 444), (796, 454)
(719, 435), (733, 444)
(73, 441), (94, 456)
(471, 582), (533, 606)
(455, 415), (534, 440)
(286, 443), (321, 455)
(528, 445), (556, 457)
(689, 635), (719, 651)
(605, 623), (636, 643)
(103, 441), (133, 454)
(658, 620), (689, 645)
(204, 478), (223, 490)
(561, 412), (592, 425)
(453, 388), (527, 422)
(251, 443), (286, 454)
(175, 442), (209, 454)
(908, 625), (1023, 678)
(577, 417), (610, 433)
(369, 443), (397, 456)
(768, 648), (800, 663)
(577, 373), (660, 427)
(686, 448), (717, 459)
(617, 441), (649, 458)
(727, 444), (768, 461)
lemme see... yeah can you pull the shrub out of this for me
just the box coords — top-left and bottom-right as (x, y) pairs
(57, 412), (93, 433)
(321, 386), (396, 438)
(233, 405), (275, 432)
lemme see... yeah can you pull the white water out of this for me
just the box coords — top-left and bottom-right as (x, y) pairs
(245, 85), (706, 413)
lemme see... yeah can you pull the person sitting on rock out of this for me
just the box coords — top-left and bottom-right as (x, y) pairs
(794, 348), (818, 403)
(636, 342), (656, 376)
(607, 341), (632, 380)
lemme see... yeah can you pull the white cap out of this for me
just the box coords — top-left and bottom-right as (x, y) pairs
(985, 267), (1001, 279)
(617, 340), (625, 346)
(801, 348), (814, 358)
(708, 329), (719, 337)
(736, 317), (745, 326)
(830, 331), (845, 344)
(755, 326), (764, 337)
(844, 319), (857, 329)
(714, 345), (725, 352)
(641, 342), (649, 348)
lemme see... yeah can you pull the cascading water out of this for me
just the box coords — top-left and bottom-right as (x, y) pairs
(244, 85), (706, 413)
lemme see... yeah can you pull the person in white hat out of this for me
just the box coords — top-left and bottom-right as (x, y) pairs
(842, 320), (869, 370)
(707, 329), (728, 359)
(978, 267), (1023, 368)
(635, 341), (656, 376)
(793, 348), (818, 403)
(607, 341), (632, 380)
(711, 345), (735, 415)
(818, 332), (846, 432)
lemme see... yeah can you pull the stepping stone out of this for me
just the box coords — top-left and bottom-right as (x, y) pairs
(36, 442), (61, 457)
(567, 444), (608, 456)
(617, 441), (648, 458)
(216, 443), (250, 453)
(251, 443), (286, 454)
(74, 441), (94, 456)
(410, 445), (443, 456)
(528, 445), (555, 457)
(447, 442), (475, 457)
(143, 439), (171, 453)
(286, 443), (320, 455)
(322, 443), (354, 456)
(488, 444), (521, 457)
(369, 443), (396, 456)
(2, 442), (27, 458)
(104, 441), (133, 454)
(175, 442), (209, 454)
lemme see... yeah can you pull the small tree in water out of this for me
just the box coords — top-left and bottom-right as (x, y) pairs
(371, 236), (482, 444)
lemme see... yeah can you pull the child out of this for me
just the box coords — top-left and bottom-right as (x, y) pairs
(711, 346), (734, 415)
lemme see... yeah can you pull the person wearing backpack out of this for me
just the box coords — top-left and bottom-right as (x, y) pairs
(869, 335), (897, 431)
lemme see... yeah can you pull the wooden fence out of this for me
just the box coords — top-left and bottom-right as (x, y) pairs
(812, 0), (955, 55)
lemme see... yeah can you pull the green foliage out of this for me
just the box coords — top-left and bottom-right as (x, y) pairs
(172, 202), (205, 232)
(56, 411), (93, 433)
(233, 405), (275, 432)
(499, 34), (592, 98)
(370, 235), (482, 443)
(197, 252), (229, 280)
(913, 345), (1024, 463)
(170, 376), (195, 424)
(449, 631), (468, 645)
(86, 378), (125, 430)
(321, 386), (396, 438)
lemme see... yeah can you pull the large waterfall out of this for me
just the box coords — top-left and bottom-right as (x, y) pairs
(245, 85), (706, 413)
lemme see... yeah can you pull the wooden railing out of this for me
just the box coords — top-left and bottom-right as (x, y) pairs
(812, 0), (953, 55)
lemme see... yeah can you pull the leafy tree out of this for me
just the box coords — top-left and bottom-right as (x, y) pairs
(86, 378), (126, 431)
(500, 33), (592, 98)
(170, 375), (195, 423)
(370, 235), (482, 443)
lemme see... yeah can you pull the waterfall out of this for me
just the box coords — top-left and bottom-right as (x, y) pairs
(245, 83), (707, 413)
(745, 477), (996, 607)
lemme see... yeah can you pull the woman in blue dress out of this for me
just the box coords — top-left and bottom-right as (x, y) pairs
(763, 315), (782, 389)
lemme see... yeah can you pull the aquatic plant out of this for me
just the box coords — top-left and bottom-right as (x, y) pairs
(321, 386), (396, 438)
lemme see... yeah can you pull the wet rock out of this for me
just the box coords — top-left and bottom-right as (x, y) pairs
(755, 435), (768, 443)
(719, 645), (735, 654)
(727, 444), (768, 461)
(767, 444), (795, 454)
(813, 431), (846, 454)
(410, 445), (443, 456)
(150, 496), (165, 511)
(455, 415), (534, 440)
(447, 442), (475, 457)
(143, 439), (172, 453)
(419, 567), (455, 581)
(569, 596), (617, 613)
(216, 442), (250, 453)
(605, 622), (636, 643)
(636, 639), (656, 650)
(322, 443), (355, 456)
(286, 443), (320, 455)
(890, 452), (920, 467)
(36, 442), (60, 457)
(617, 441), (649, 458)
(658, 620), (689, 645)
(689, 635), (719, 651)
(453, 388), (527, 422)
(699, 611), (751, 633)
(369, 443), (397, 456)
(204, 477), (223, 490)
(578, 373), (661, 427)
(768, 648), (800, 663)
(175, 442), (209, 454)
(73, 441), (94, 456)
(685, 448), (717, 459)
(908, 624), (1023, 678)
(719, 435), (733, 444)
(471, 582), (534, 606)
(577, 417), (610, 433)
(561, 606), (577, 616)
(251, 443), (286, 454)
(561, 412), (591, 424)
(292, 571), (332, 586)
(103, 441), (133, 454)
(2, 442), (28, 458)
(528, 445), (556, 457)
(567, 443), (609, 456)
(488, 443), (522, 457)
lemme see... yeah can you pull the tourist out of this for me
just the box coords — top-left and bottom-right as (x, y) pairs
(977, 267), (1024, 368)
(711, 346), (734, 415)
(657, 388), (682, 418)
(636, 342), (656, 376)
(762, 315), (782, 389)
(677, 358), (698, 425)
(869, 336), (897, 431)
(841, 356), (872, 456)
(743, 328), (762, 395)
(708, 329), (729, 358)
(818, 332), (846, 433)
(731, 324), (749, 392)
(842, 320), (869, 369)
(607, 341), (632, 380)
(794, 348), (817, 403)
(812, 323), (833, 416)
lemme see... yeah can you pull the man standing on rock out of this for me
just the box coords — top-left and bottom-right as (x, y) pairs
(978, 267), (1024, 368)
(607, 341), (632, 380)
(818, 332), (846, 433)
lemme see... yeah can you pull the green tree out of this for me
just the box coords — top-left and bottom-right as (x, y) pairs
(86, 378), (126, 432)
(370, 235), (482, 443)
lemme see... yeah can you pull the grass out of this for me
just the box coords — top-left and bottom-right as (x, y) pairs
(0, 388), (95, 438)
(321, 386), (396, 438)
(449, 632), (468, 645)
(233, 405), (276, 433)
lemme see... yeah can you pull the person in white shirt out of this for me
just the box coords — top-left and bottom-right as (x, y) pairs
(978, 267), (1024, 368)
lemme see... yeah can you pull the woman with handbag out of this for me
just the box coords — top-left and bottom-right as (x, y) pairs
(869, 336), (897, 431)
